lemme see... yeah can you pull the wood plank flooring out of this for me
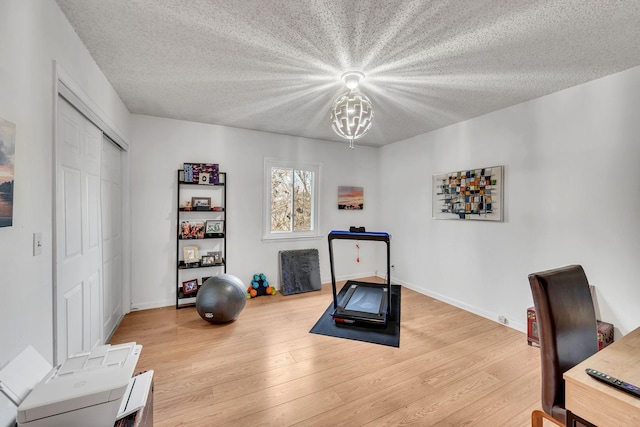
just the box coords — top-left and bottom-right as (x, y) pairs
(110, 278), (545, 426)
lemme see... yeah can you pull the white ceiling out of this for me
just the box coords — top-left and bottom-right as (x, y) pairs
(55, 0), (640, 147)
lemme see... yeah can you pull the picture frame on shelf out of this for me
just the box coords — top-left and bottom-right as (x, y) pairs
(182, 279), (198, 295)
(210, 251), (223, 265)
(198, 172), (210, 185)
(191, 197), (211, 210)
(183, 246), (200, 264)
(205, 220), (224, 236)
(180, 221), (205, 239)
(200, 254), (215, 267)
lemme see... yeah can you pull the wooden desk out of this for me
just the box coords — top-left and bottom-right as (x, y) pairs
(564, 326), (640, 426)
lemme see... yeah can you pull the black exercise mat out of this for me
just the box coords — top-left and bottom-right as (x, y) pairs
(310, 283), (401, 347)
(279, 249), (322, 295)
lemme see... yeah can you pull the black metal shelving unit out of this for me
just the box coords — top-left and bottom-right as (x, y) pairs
(176, 170), (227, 308)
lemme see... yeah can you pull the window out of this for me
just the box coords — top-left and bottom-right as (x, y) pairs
(263, 158), (321, 240)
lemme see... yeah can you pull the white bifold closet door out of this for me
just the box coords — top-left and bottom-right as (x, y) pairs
(55, 96), (124, 364)
(101, 136), (123, 342)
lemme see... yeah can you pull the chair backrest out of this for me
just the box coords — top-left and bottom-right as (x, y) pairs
(528, 265), (598, 422)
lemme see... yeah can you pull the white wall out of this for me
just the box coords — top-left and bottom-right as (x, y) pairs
(0, 0), (131, 367)
(380, 65), (640, 336)
(130, 115), (382, 309)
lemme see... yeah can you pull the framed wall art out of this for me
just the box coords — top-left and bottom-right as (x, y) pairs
(338, 186), (364, 210)
(0, 118), (16, 228)
(432, 165), (503, 221)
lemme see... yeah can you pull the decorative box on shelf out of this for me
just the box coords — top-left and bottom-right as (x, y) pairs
(597, 321), (614, 350)
(182, 162), (219, 184)
(527, 306), (613, 350)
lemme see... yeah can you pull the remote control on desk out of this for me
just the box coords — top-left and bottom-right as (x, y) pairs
(586, 368), (640, 398)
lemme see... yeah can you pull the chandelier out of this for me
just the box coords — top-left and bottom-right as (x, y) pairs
(330, 71), (374, 149)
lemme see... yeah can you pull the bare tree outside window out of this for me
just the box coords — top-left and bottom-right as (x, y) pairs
(264, 159), (319, 240)
(271, 168), (292, 232)
(293, 170), (313, 231)
(270, 167), (314, 233)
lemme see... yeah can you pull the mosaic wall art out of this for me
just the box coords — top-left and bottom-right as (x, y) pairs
(432, 165), (503, 221)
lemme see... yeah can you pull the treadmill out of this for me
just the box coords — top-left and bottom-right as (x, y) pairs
(328, 230), (392, 326)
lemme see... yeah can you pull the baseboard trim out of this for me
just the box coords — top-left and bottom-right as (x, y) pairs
(376, 273), (527, 333)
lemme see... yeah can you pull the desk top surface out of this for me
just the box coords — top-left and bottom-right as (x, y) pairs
(564, 326), (640, 424)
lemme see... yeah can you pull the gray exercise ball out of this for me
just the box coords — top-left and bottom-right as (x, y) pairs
(196, 274), (247, 324)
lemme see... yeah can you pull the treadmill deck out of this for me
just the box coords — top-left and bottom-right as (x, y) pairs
(332, 280), (389, 326)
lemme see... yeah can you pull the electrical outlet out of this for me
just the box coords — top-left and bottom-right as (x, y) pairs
(33, 232), (43, 256)
(498, 315), (508, 325)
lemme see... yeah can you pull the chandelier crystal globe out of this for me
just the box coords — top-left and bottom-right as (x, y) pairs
(330, 71), (374, 149)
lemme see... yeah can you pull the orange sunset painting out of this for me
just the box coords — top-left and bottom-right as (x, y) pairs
(338, 186), (364, 210)
(0, 118), (15, 227)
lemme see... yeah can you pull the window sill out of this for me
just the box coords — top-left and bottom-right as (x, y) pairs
(261, 234), (323, 243)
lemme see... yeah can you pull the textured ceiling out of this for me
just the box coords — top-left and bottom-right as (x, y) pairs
(55, 0), (640, 147)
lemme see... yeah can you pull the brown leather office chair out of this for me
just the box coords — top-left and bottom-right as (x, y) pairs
(528, 265), (599, 427)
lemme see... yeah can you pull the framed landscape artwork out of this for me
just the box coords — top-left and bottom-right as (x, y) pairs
(0, 118), (15, 228)
(432, 165), (503, 221)
(338, 186), (364, 210)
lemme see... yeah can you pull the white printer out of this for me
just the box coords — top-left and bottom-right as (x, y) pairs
(9, 342), (149, 427)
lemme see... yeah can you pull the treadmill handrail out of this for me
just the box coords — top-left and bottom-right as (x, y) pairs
(328, 230), (390, 242)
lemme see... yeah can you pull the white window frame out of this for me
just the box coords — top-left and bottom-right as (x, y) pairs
(263, 157), (321, 241)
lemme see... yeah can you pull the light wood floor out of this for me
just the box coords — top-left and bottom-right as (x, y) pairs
(110, 278), (546, 426)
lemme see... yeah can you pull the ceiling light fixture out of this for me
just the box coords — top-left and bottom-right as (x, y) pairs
(330, 71), (374, 149)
